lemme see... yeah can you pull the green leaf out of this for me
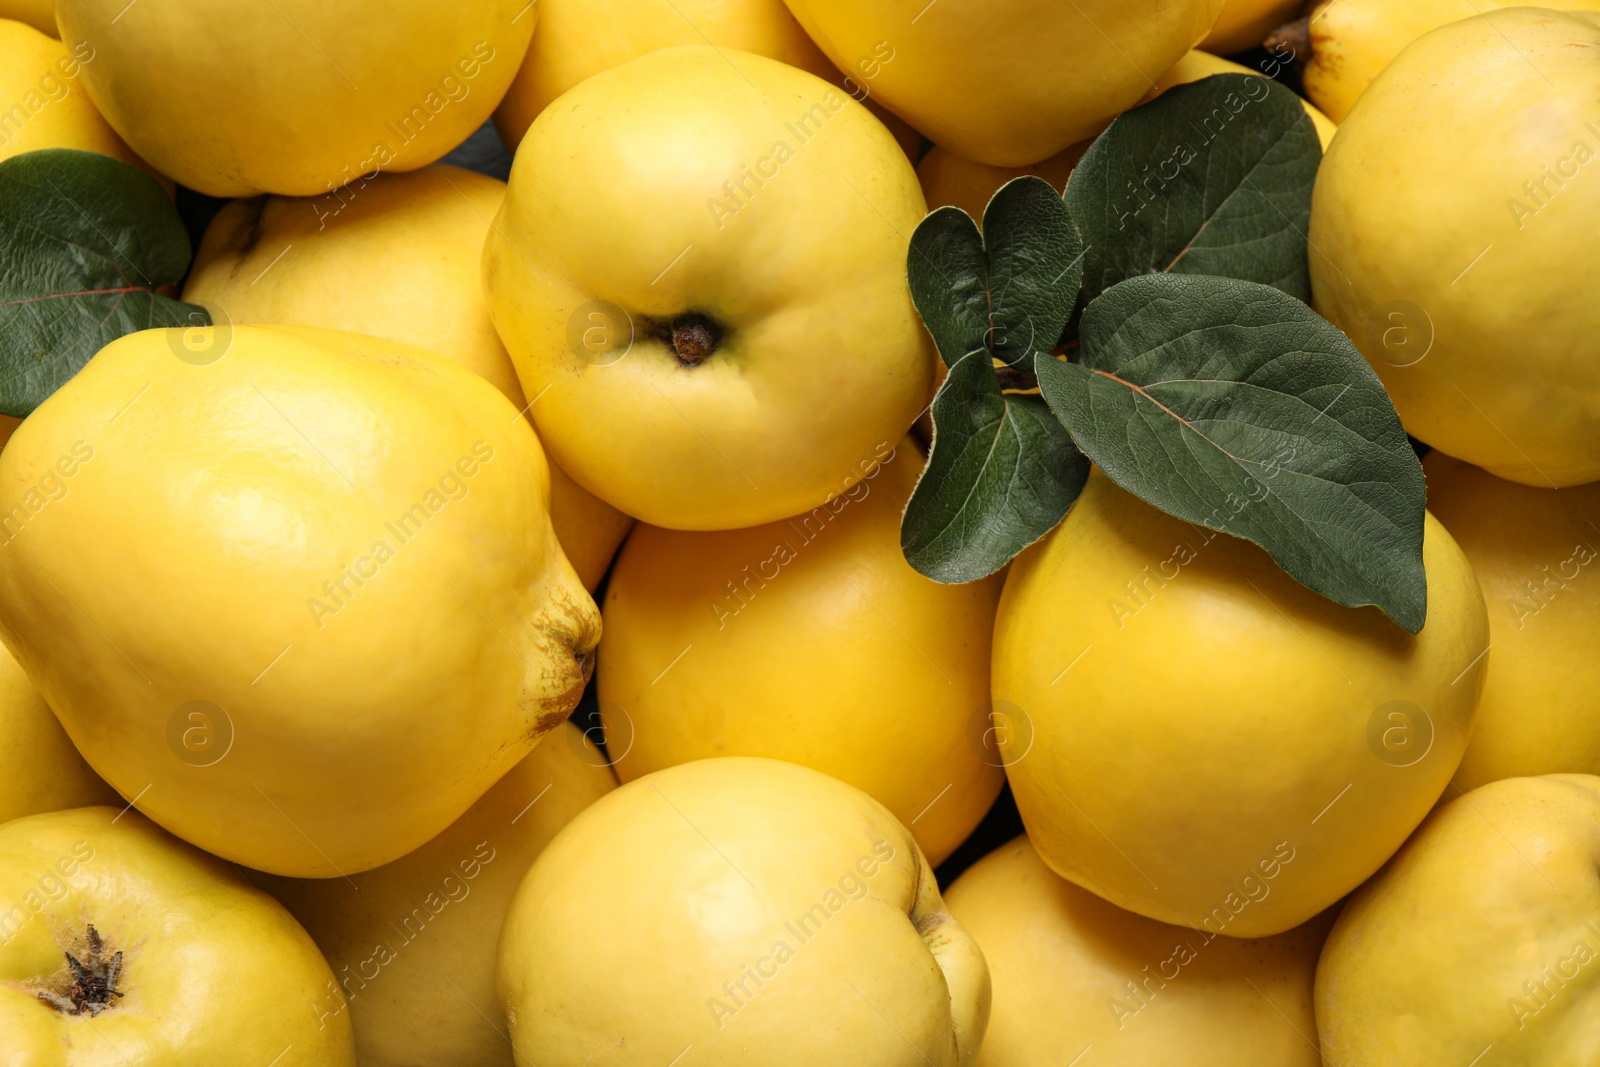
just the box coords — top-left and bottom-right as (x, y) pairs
(977, 177), (1083, 368)
(1065, 74), (1320, 304)
(0, 148), (207, 418)
(906, 206), (987, 369)
(902, 349), (1089, 583)
(1037, 274), (1427, 632)
(906, 176), (1083, 369)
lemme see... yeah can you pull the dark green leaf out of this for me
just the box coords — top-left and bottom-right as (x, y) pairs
(906, 207), (988, 369)
(906, 177), (1083, 369)
(1038, 274), (1427, 631)
(979, 177), (1083, 368)
(1065, 74), (1320, 304)
(903, 349), (1089, 583)
(0, 148), (207, 418)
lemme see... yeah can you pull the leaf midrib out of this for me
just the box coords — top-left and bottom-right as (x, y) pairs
(1088, 366), (1396, 567)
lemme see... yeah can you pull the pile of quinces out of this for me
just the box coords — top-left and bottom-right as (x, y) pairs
(0, 0), (1596, 1064)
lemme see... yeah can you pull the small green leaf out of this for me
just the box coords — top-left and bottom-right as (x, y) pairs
(906, 176), (1083, 369)
(1065, 74), (1320, 304)
(0, 148), (207, 418)
(1038, 273), (1427, 632)
(906, 207), (987, 369)
(978, 177), (1083, 368)
(903, 349), (1089, 584)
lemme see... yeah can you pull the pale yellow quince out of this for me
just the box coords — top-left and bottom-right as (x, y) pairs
(1316, 774), (1600, 1064)
(0, 325), (598, 877)
(779, 0), (1226, 166)
(1309, 8), (1600, 486)
(53, 0), (534, 195)
(0, 807), (355, 1064)
(597, 439), (1003, 865)
(994, 470), (1488, 936)
(1303, 0), (1596, 122)
(497, 757), (990, 1065)
(484, 46), (934, 530)
(1425, 453), (1600, 790)
(946, 836), (1329, 1066)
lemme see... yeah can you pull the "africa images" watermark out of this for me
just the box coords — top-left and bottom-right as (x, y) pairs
(306, 441), (495, 629)
(0, 840), (95, 947)
(1107, 839), (1297, 1029)
(706, 88), (851, 230)
(311, 41), (499, 229)
(312, 840), (498, 1029)
(1113, 74), (1276, 232)
(1104, 442), (1297, 630)
(709, 440), (897, 629)
(0, 39), (96, 151)
(0, 440), (94, 548)
(1506, 122), (1600, 231)
(1506, 921), (1600, 1031)
(1505, 536), (1596, 630)
(705, 839), (897, 1029)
